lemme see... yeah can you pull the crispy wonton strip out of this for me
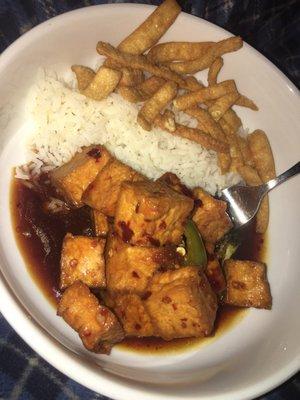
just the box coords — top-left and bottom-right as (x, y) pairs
(163, 36), (243, 74)
(200, 84), (243, 168)
(118, 86), (147, 103)
(238, 165), (269, 234)
(118, 0), (181, 55)
(105, 59), (144, 87)
(118, 68), (144, 87)
(137, 81), (178, 131)
(147, 41), (214, 62)
(235, 94), (258, 111)
(183, 76), (204, 91)
(155, 112), (229, 153)
(248, 130), (276, 182)
(105, 1), (180, 78)
(238, 136), (255, 167)
(82, 66), (122, 101)
(97, 42), (186, 87)
(210, 92), (258, 112)
(222, 108), (242, 132)
(104, 58), (121, 69)
(164, 51), (215, 74)
(138, 76), (166, 96)
(186, 107), (231, 173)
(208, 92), (240, 121)
(154, 110), (176, 132)
(174, 80), (237, 111)
(71, 65), (95, 91)
(208, 57), (223, 85)
(219, 118), (244, 172)
(185, 107), (226, 142)
(217, 153), (231, 174)
(118, 76), (166, 103)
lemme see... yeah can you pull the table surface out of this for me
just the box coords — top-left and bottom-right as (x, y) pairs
(0, 1), (299, 399)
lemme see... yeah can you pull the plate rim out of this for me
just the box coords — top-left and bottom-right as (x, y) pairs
(0, 4), (299, 400)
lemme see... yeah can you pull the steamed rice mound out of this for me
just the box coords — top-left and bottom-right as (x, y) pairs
(20, 71), (240, 195)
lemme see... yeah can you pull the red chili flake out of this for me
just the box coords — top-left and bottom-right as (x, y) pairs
(135, 202), (140, 213)
(118, 221), (134, 243)
(87, 147), (102, 160)
(181, 318), (187, 322)
(141, 291), (152, 300)
(91, 239), (99, 248)
(82, 329), (91, 337)
(135, 323), (141, 331)
(181, 322), (187, 328)
(69, 259), (78, 268)
(159, 221), (167, 230)
(152, 246), (179, 266)
(162, 296), (172, 304)
(172, 303), (178, 311)
(132, 271), (140, 278)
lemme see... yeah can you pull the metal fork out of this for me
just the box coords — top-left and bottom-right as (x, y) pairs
(221, 161), (300, 229)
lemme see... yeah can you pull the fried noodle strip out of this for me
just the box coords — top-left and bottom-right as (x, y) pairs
(97, 41), (186, 87)
(118, 0), (181, 55)
(137, 81), (178, 130)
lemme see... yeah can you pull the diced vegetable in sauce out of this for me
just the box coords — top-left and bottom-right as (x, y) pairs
(183, 220), (207, 268)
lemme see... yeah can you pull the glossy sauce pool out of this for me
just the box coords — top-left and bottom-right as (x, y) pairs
(11, 176), (267, 354)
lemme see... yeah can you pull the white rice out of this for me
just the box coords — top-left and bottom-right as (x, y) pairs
(18, 70), (241, 195)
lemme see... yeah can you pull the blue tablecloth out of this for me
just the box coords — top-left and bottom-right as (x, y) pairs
(0, 1), (299, 399)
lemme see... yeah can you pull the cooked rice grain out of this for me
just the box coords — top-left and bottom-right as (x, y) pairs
(21, 71), (240, 195)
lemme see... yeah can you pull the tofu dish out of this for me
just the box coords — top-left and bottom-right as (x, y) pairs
(11, 0), (275, 355)
(12, 144), (271, 354)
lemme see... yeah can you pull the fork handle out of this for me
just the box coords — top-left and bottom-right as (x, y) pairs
(263, 161), (300, 194)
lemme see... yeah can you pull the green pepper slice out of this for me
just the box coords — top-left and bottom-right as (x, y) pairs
(183, 220), (207, 268)
(215, 229), (242, 263)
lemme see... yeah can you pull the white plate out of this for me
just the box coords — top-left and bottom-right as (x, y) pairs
(0, 4), (299, 400)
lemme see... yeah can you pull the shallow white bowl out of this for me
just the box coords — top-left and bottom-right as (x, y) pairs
(0, 4), (299, 400)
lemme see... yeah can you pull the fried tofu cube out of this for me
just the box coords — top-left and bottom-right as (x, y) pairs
(57, 281), (124, 354)
(60, 233), (106, 290)
(114, 181), (194, 246)
(205, 256), (226, 294)
(192, 188), (232, 249)
(145, 266), (217, 340)
(83, 159), (144, 217)
(224, 259), (272, 309)
(105, 234), (159, 294)
(110, 293), (154, 337)
(50, 145), (111, 207)
(105, 233), (180, 294)
(92, 210), (109, 237)
(157, 172), (193, 197)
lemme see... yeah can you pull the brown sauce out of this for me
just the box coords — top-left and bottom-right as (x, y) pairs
(10, 176), (266, 354)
